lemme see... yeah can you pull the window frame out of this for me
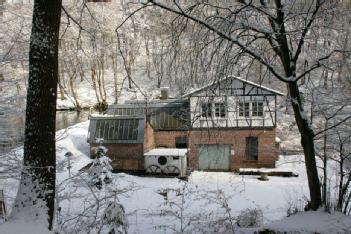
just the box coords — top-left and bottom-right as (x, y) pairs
(238, 102), (250, 117)
(214, 102), (227, 118)
(201, 101), (227, 119)
(201, 102), (212, 118)
(239, 101), (264, 118)
(252, 101), (264, 117)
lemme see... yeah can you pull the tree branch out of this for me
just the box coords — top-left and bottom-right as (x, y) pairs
(147, 0), (292, 83)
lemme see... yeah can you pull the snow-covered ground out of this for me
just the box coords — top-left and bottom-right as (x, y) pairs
(0, 121), (350, 233)
(266, 211), (351, 234)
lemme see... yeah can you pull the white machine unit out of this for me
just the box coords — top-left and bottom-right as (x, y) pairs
(144, 148), (188, 176)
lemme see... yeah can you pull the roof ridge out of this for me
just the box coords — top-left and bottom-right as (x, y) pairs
(182, 75), (284, 97)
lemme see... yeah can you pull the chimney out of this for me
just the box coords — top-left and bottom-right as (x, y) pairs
(160, 87), (169, 100)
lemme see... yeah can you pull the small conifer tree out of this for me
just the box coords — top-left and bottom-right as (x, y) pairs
(88, 146), (113, 190)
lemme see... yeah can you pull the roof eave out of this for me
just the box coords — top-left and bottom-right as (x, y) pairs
(182, 75), (285, 97)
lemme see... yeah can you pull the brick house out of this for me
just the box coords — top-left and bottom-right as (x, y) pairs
(88, 76), (283, 172)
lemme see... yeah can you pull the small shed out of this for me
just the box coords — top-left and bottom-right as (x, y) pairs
(144, 148), (188, 177)
(88, 115), (145, 171)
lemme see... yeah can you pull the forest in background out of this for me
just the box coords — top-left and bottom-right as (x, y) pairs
(0, 0), (350, 232)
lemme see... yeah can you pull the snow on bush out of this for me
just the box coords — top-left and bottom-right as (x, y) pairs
(101, 202), (128, 234)
(236, 208), (263, 228)
(88, 146), (113, 189)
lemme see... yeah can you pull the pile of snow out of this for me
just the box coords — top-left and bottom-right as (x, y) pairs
(265, 211), (351, 233)
(0, 219), (52, 234)
(55, 121), (92, 178)
(144, 148), (188, 156)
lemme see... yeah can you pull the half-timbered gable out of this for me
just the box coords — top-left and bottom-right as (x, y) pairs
(183, 76), (283, 129)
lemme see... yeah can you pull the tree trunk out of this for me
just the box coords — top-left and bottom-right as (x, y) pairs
(98, 59), (107, 102)
(69, 74), (81, 111)
(288, 81), (322, 210)
(58, 75), (66, 100)
(322, 120), (328, 209)
(97, 65), (105, 103)
(91, 64), (101, 104)
(337, 148), (344, 211)
(12, 0), (61, 230)
(111, 54), (119, 104)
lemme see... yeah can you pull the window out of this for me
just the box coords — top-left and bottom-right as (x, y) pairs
(95, 119), (138, 141)
(239, 102), (243, 116)
(252, 102), (264, 117)
(201, 102), (212, 118)
(245, 103), (250, 117)
(245, 137), (258, 160)
(239, 102), (250, 117)
(239, 101), (264, 117)
(215, 102), (226, 118)
(176, 137), (188, 148)
(202, 102), (227, 118)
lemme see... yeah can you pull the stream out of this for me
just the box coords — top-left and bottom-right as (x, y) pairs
(0, 108), (91, 154)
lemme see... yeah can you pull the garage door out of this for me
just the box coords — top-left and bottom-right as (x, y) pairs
(197, 144), (231, 170)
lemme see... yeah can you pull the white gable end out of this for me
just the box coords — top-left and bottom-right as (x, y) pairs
(185, 76), (281, 128)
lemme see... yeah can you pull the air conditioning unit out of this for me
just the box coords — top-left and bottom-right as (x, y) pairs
(144, 148), (188, 176)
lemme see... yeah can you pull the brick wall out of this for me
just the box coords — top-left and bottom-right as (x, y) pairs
(154, 131), (189, 148)
(90, 127), (279, 172)
(90, 143), (144, 170)
(188, 129), (278, 170)
(144, 121), (155, 152)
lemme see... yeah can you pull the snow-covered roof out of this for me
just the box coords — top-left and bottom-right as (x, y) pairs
(182, 75), (285, 97)
(144, 148), (188, 157)
(89, 114), (144, 119)
(124, 99), (187, 105)
(106, 101), (190, 130)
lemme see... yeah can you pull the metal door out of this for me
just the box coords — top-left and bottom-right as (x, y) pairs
(197, 144), (231, 170)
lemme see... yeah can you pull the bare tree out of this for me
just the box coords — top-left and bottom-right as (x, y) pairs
(11, 0), (62, 230)
(134, 0), (351, 210)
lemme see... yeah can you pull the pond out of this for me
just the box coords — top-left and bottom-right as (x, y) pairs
(56, 110), (91, 131)
(0, 109), (91, 154)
